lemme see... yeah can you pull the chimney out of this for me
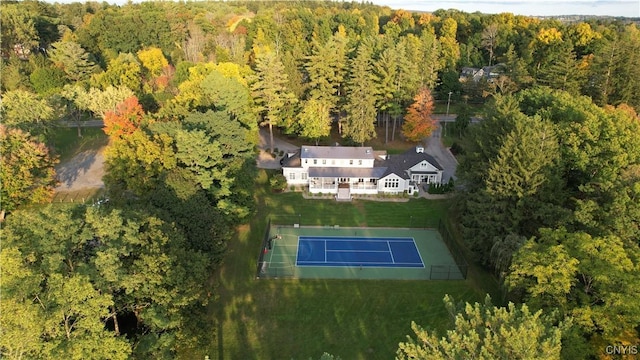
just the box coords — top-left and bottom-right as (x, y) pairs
(416, 145), (424, 153)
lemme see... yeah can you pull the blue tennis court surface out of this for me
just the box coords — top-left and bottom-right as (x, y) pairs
(296, 236), (424, 268)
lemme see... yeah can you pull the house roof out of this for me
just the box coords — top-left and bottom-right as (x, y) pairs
(308, 167), (387, 179)
(378, 147), (443, 179)
(300, 146), (375, 160)
(281, 150), (301, 167)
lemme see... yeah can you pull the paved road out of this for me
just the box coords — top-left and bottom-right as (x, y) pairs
(433, 114), (482, 123)
(58, 120), (105, 127)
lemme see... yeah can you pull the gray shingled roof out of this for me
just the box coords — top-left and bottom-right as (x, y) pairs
(300, 146), (375, 160)
(378, 147), (443, 179)
(281, 150), (301, 167)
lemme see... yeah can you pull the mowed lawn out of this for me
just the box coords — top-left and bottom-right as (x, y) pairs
(206, 171), (493, 360)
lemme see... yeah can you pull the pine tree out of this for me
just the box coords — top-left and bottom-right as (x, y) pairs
(250, 51), (297, 153)
(343, 43), (379, 145)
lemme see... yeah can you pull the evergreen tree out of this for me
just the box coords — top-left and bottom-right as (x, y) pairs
(343, 43), (379, 145)
(48, 41), (98, 82)
(250, 51), (297, 152)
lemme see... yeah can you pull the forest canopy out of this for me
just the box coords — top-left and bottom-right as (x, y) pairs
(1, 0), (639, 358)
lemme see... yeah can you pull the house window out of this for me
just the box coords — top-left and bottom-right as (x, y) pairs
(302, 173), (308, 180)
(313, 159), (317, 165)
(421, 162), (427, 168)
(305, 159), (308, 164)
(349, 160), (353, 165)
(384, 178), (399, 188)
(339, 177), (348, 183)
(358, 178), (364, 183)
(370, 179), (377, 184)
(358, 160), (362, 165)
(322, 159), (326, 164)
(289, 173), (296, 180)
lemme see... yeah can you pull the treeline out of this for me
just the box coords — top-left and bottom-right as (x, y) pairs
(1, 0), (639, 358)
(455, 90), (640, 358)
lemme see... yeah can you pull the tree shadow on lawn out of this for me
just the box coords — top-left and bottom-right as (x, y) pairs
(55, 150), (102, 189)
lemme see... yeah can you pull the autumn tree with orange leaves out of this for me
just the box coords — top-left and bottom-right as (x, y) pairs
(402, 87), (437, 142)
(103, 96), (145, 139)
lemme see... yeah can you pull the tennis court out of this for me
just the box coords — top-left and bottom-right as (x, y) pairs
(258, 224), (466, 280)
(296, 236), (424, 268)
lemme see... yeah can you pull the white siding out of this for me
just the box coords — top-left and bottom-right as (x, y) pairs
(378, 174), (408, 194)
(301, 158), (374, 169)
(282, 167), (308, 185)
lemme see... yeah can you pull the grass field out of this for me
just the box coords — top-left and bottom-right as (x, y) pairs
(49, 127), (108, 163)
(203, 170), (498, 360)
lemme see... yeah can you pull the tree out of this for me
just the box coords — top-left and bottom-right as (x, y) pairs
(0, 4), (39, 58)
(418, 28), (443, 89)
(297, 99), (332, 144)
(48, 41), (98, 82)
(0, 90), (55, 137)
(199, 70), (257, 133)
(0, 126), (58, 214)
(0, 207), (132, 360)
(457, 93), (569, 264)
(373, 46), (400, 143)
(103, 96), (145, 139)
(75, 86), (135, 120)
(343, 43), (379, 145)
(508, 228), (640, 352)
(137, 46), (169, 78)
(537, 46), (585, 96)
(91, 53), (142, 93)
(397, 295), (566, 360)
(59, 85), (92, 138)
(438, 17), (461, 71)
(250, 51), (297, 152)
(481, 24), (499, 66)
(402, 87), (437, 142)
(30, 66), (67, 95)
(0, 203), (213, 359)
(104, 128), (176, 196)
(305, 28), (348, 113)
(589, 25), (640, 112)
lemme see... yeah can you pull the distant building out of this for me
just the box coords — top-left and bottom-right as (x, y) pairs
(459, 64), (505, 83)
(282, 145), (443, 200)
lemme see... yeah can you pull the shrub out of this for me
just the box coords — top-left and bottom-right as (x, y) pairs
(427, 179), (455, 194)
(269, 174), (287, 192)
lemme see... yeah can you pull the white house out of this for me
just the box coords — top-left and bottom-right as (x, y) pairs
(282, 145), (443, 200)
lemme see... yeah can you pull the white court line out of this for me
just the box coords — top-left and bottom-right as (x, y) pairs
(325, 249), (389, 253)
(387, 241), (396, 264)
(324, 239), (327, 263)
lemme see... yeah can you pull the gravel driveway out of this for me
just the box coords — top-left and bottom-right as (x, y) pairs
(55, 147), (106, 192)
(256, 128), (299, 169)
